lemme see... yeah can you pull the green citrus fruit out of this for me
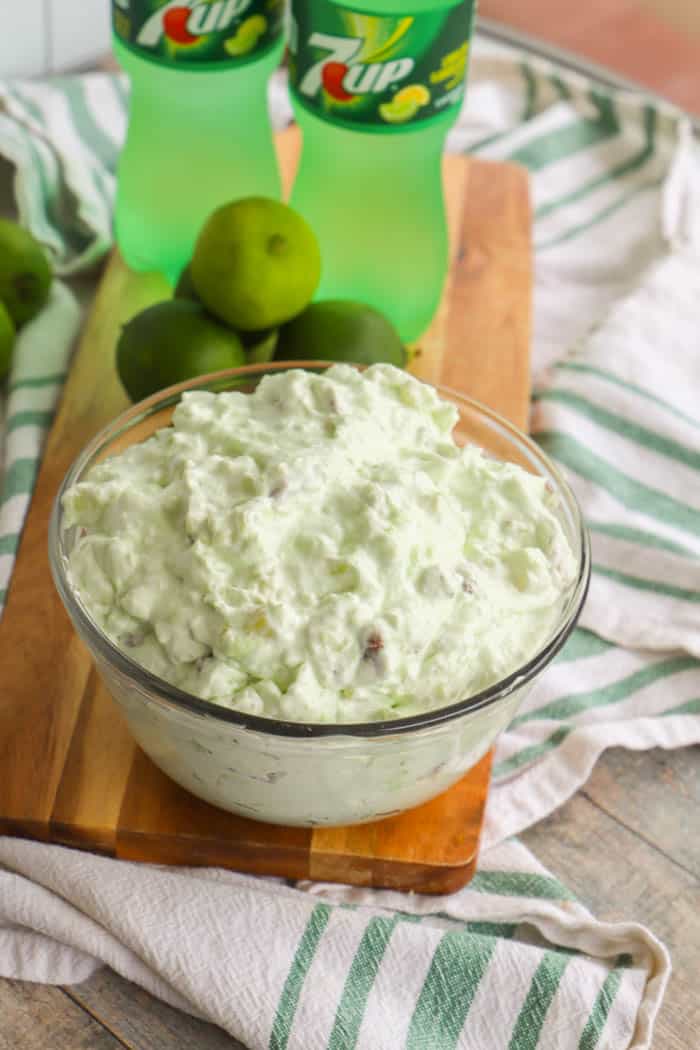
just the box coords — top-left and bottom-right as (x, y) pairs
(174, 264), (277, 362)
(0, 219), (52, 327)
(191, 197), (321, 331)
(117, 299), (246, 403)
(0, 301), (16, 379)
(174, 263), (199, 301)
(240, 326), (279, 364)
(276, 301), (406, 368)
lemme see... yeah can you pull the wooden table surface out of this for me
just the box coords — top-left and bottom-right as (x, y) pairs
(2, 4), (700, 1048)
(481, 0), (700, 115)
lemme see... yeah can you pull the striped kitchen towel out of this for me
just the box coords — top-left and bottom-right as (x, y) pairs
(0, 835), (669, 1050)
(0, 282), (81, 607)
(0, 31), (698, 1050)
(483, 243), (700, 848)
(0, 70), (292, 274)
(463, 37), (700, 847)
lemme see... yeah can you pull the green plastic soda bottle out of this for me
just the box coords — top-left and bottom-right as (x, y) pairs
(288, 0), (476, 342)
(112, 0), (285, 283)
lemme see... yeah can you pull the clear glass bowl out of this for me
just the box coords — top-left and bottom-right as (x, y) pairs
(49, 363), (590, 827)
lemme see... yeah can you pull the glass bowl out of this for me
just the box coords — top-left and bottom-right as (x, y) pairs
(49, 363), (590, 827)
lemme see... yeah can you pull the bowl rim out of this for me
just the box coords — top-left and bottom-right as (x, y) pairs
(49, 361), (591, 739)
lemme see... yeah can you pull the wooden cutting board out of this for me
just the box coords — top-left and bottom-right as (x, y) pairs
(0, 129), (531, 894)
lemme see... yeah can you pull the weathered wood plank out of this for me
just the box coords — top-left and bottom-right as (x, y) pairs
(65, 970), (245, 1050)
(522, 750), (700, 1050)
(480, 0), (700, 115)
(0, 979), (124, 1050)
(582, 745), (700, 880)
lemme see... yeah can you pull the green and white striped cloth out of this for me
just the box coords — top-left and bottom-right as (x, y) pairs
(0, 834), (669, 1050)
(0, 284), (81, 607)
(1, 33), (699, 1049)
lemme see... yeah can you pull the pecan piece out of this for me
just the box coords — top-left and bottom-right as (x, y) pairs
(362, 630), (387, 677)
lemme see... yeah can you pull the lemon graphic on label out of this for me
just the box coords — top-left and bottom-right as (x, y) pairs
(225, 15), (267, 56)
(394, 84), (431, 107)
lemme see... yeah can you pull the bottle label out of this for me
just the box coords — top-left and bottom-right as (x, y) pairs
(288, 0), (475, 130)
(112, 0), (284, 66)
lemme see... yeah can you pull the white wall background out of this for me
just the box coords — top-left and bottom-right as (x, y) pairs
(0, 0), (111, 78)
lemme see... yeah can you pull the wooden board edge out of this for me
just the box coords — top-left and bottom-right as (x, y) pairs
(308, 851), (480, 894)
(112, 836), (480, 894)
(114, 833), (312, 880)
(309, 749), (493, 868)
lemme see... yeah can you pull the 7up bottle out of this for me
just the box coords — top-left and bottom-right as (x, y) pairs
(112, 0), (284, 282)
(289, 0), (476, 342)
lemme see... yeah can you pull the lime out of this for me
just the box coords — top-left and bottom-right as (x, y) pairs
(0, 219), (52, 327)
(240, 326), (279, 364)
(174, 266), (277, 362)
(0, 301), (16, 379)
(276, 301), (406, 368)
(191, 197), (321, 331)
(174, 263), (199, 301)
(117, 299), (246, 403)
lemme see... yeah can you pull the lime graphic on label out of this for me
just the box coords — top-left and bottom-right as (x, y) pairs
(379, 98), (418, 124)
(379, 84), (429, 124)
(225, 15), (268, 56)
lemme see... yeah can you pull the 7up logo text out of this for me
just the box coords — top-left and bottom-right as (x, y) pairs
(113, 0), (282, 63)
(290, 0), (474, 129)
(299, 33), (414, 103)
(137, 0), (252, 47)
